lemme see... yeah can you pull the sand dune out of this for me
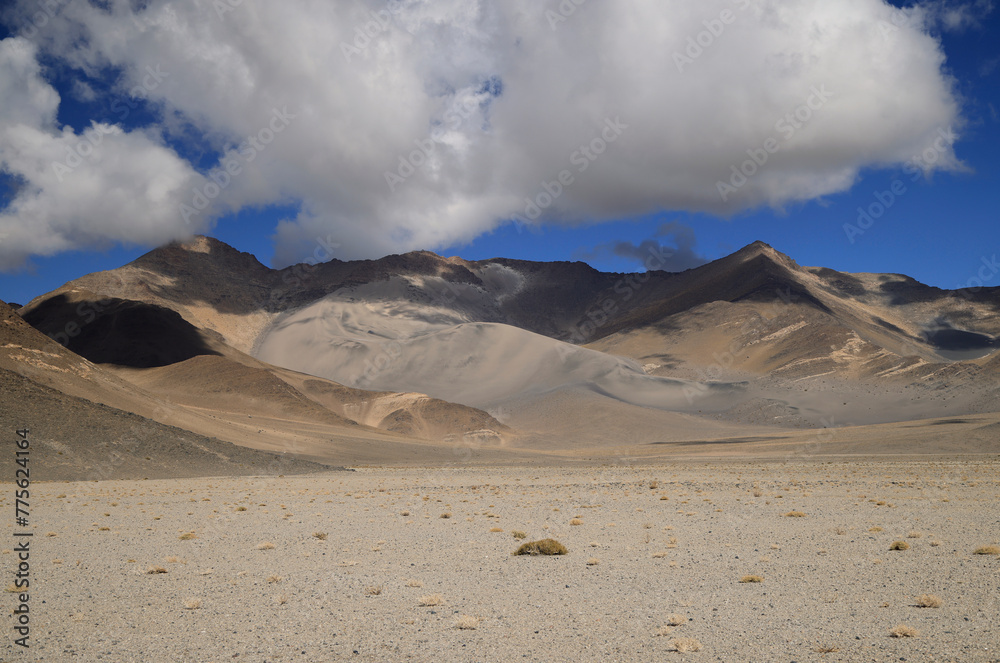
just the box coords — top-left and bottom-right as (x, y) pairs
(256, 293), (741, 412)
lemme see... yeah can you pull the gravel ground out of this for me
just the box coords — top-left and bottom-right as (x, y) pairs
(3, 459), (999, 662)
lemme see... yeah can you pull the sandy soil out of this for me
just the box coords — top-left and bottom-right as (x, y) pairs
(4, 460), (998, 662)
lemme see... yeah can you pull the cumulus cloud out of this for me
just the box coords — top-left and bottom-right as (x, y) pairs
(0, 37), (210, 268)
(0, 0), (980, 268)
(582, 222), (709, 273)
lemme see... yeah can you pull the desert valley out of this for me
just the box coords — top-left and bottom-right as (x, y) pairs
(0, 237), (997, 661)
(3, 1), (1000, 659)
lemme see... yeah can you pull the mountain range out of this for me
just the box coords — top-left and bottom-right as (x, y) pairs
(3, 236), (998, 479)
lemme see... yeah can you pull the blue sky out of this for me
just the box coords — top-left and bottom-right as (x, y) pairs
(1, 1), (998, 306)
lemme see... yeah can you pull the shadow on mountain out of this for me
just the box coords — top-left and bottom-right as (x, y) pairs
(22, 294), (219, 368)
(924, 325), (997, 361)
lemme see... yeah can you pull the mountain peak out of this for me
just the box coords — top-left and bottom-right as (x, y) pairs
(731, 240), (799, 271)
(181, 235), (230, 253)
(735, 240), (775, 256)
(132, 235), (269, 274)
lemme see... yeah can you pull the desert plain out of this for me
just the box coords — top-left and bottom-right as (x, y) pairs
(3, 457), (999, 663)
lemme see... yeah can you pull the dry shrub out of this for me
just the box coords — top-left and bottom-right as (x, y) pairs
(489, 527), (503, 533)
(739, 575), (764, 583)
(869, 526), (884, 532)
(586, 558), (600, 566)
(406, 579), (423, 587)
(914, 594), (942, 608)
(146, 566), (168, 574)
(418, 593), (444, 606)
(183, 598), (201, 610)
(512, 530), (527, 540)
(513, 538), (568, 556)
(454, 615), (479, 629)
(440, 512), (452, 519)
(179, 532), (196, 540)
(890, 624), (919, 638)
(313, 532), (328, 540)
(671, 637), (702, 652)
(364, 586), (382, 596)
(570, 518), (583, 526)
(907, 531), (922, 539)
(813, 644), (840, 653)
(889, 541), (910, 551)
(257, 542), (275, 550)
(666, 613), (687, 626)
(784, 511), (806, 518)
(973, 545), (1000, 555)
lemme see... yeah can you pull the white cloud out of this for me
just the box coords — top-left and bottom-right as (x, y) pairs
(70, 78), (97, 102)
(0, 0), (976, 267)
(0, 37), (211, 268)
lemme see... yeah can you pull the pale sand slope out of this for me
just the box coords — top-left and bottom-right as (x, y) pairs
(4, 461), (998, 662)
(254, 289), (741, 413)
(251, 278), (998, 434)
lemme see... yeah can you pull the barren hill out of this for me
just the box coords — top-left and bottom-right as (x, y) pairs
(0, 299), (328, 480)
(14, 236), (1000, 457)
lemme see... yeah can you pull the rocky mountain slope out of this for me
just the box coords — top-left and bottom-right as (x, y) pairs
(13, 236), (999, 458)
